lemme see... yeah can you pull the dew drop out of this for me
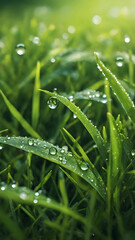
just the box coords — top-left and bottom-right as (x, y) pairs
(11, 182), (17, 188)
(32, 36), (40, 45)
(1, 186), (6, 191)
(116, 57), (123, 67)
(59, 156), (63, 161)
(35, 192), (39, 196)
(73, 113), (77, 119)
(68, 25), (76, 34)
(69, 96), (74, 102)
(33, 199), (38, 204)
(51, 57), (56, 63)
(28, 139), (34, 146)
(124, 35), (130, 43)
(92, 15), (102, 25)
(131, 150), (135, 156)
(46, 197), (51, 203)
(67, 152), (73, 157)
(47, 97), (58, 109)
(0, 145), (3, 150)
(16, 43), (26, 55)
(19, 192), (28, 200)
(62, 146), (68, 152)
(80, 162), (89, 171)
(62, 157), (67, 164)
(49, 147), (57, 156)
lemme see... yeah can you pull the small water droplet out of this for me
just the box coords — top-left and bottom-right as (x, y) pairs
(46, 197), (51, 203)
(16, 43), (26, 55)
(80, 162), (89, 171)
(35, 192), (39, 196)
(68, 25), (76, 34)
(62, 146), (68, 152)
(28, 139), (34, 146)
(32, 36), (40, 45)
(1, 186), (6, 191)
(11, 182), (17, 188)
(47, 97), (58, 109)
(124, 35), (130, 43)
(33, 199), (38, 204)
(73, 113), (77, 119)
(116, 57), (124, 67)
(19, 192), (28, 200)
(51, 57), (55, 63)
(91, 179), (94, 182)
(131, 150), (135, 156)
(62, 157), (67, 164)
(0, 145), (3, 150)
(92, 15), (102, 24)
(69, 96), (74, 102)
(67, 152), (73, 157)
(49, 147), (57, 156)
(59, 156), (63, 161)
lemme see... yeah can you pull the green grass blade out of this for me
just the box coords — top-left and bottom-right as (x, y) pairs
(32, 61), (40, 129)
(107, 113), (122, 180)
(0, 90), (41, 139)
(0, 136), (106, 199)
(0, 184), (86, 224)
(39, 89), (107, 160)
(94, 52), (135, 123)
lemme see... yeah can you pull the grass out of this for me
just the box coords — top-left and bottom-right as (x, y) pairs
(1, 0), (135, 239)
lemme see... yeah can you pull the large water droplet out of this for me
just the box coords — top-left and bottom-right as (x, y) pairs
(16, 43), (26, 55)
(116, 57), (123, 67)
(80, 162), (89, 171)
(92, 15), (102, 25)
(47, 97), (58, 109)
(49, 147), (57, 156)
(28, 139), (34, 146)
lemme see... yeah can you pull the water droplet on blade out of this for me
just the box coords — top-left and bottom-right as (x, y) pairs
(49, 147), (57, 155)
(28, 139), (34, 146)
(80, 162), (89, 171)
(116, 57), (123, 67)
(47, 97), (58, 109)
(16, 43), (26, 55)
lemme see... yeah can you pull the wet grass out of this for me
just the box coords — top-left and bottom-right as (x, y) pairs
(1, 0), (135, 239)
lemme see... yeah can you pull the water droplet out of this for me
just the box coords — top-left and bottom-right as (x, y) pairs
(47, 97), (58, 109)
(49, 147), (57, 156)
(28, 139), (34, 146)
(62, 146), (68, 152)
(16, 43), (26, 55)
(62, 157), (67, 164)
(33, 199), (38, 204)
(116, 57), (123, 67)
(51, 57), (55, 63)
(46, 197), (51, 203)
(0, 145), (3, 150)
(32, 36), (40, 45)
(124, 35), (130, 43)
(35, 192), (39, 196)
(73, 113), (77, 119)
(62, 33), (69, 40)
(11, 182), (17, 188)
(92, 15), (102, 25)
(59, 156), (63, 161)
(68, 25), (76, 34)
(80, 162), (89, 171)
(69, 96), (74, 102)
(19, 192), (28, 200)
(60, 149), (65, 153)
(131, 150), (135, 156)
(91, 179), (94, 182)
(67, 152), (73, 157)
(1, 186), (6, 191)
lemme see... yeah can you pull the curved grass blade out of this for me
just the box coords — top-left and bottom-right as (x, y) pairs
(0, 136), (106, 200)
(0, 184), (86, 224)
(39, 89), (107, 160)
(0, 90), (41, 139)
(94, 52), (135, 123)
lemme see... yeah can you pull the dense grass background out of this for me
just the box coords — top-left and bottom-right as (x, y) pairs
(1, 0), (135, 239)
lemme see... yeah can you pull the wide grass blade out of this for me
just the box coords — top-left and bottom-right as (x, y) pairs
(39, 89), (107, 160)
(0, 136), (106, 199)
(32, 61), (40, 129)
(0, 184), (86, 224)
(94, 52), (135, 123)
(0, 90), (41, 139)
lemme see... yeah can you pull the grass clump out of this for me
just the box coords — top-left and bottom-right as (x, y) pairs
(1, 0), (135, 239)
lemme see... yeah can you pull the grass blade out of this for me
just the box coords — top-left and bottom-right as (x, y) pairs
(32, 61), (40, 129)
(0, 136), (106, 199)
(0, 90), (41, 139)
(94, 52), (135, 123)
(39, 89), (107, 160)
(0, 184), (86, 224)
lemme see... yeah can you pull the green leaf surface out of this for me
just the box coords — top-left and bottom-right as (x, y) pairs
(39, 89), (107, 160)
(0, 136), (106, 200)
(95, 52), (135, 123)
